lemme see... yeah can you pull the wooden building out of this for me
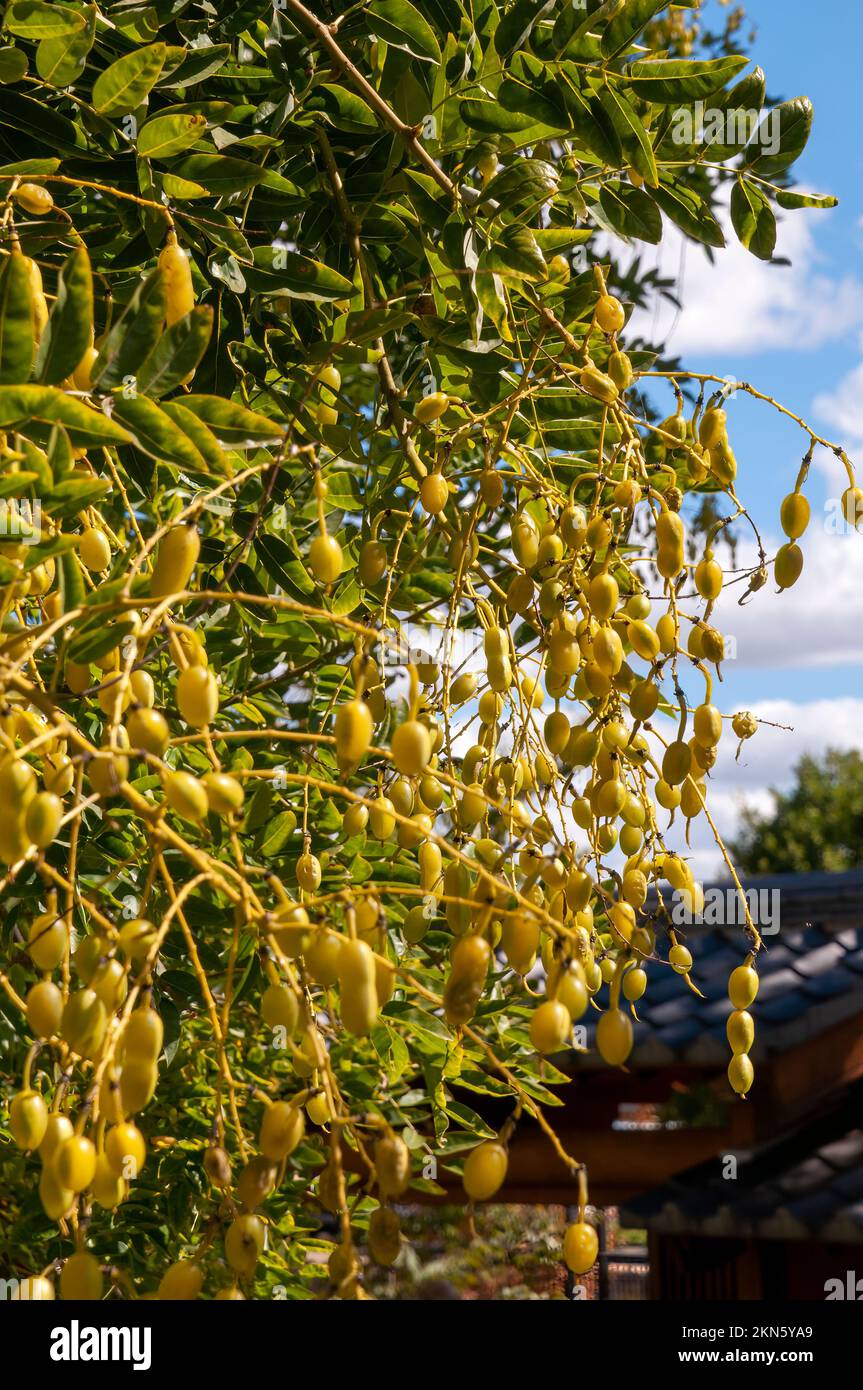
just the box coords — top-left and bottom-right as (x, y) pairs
(442, 870), (863, 1297)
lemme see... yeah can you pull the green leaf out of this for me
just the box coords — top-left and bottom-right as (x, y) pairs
(0, 251), (34, 385)
(178, 396), (283, 447)
(35, 3), (95, 86)
(0, 45), (28, 82)
(255, 533), (315, 597)
(159, 400), (234, 476)
(91, 268), (166, 391)
(173, 153), (266, 196)
(0, 385), (131, 443)
(108, 394), (207, 471)
(458, 98), (537, 134)
(44, 475), (111, 520)
(91, 43), (167, 117)
(366, 0), (441, 62)
(697, 67), (766, 162)
(602, 0), (668, 58)
(598, 82), (658, 187)
(68, 618), (135, 664)
(494, 0), (556, 56)
(626, 55), (749, 103)
(745, 96), (813, 179)
(599, 181), (662, 242)
(35, 245), (94, 386)
(158, 43), (230, 89)
(5, 1), (84, 39)
(248, 246), (354, 303)
(0, 88), (79, 149)
(650, 178), (725, 248)
(775, 188), (838, 211)
(485, 225), (548, 281)
(730, 178), (777, 260)
(58, 547), (85, 612)
(480, 158), (558, 210)
(135, 307), (214, 397)
(307, 83), (378, 133)
(138, 113), (208, 160)
(259, 811), (297, 858)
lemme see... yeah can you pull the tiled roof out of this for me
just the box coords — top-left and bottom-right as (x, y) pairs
(576, 870), (863, 1069)
(620, 1084), (863, 1242)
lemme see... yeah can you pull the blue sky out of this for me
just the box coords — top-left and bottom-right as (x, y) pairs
(620, 0), (863, 873)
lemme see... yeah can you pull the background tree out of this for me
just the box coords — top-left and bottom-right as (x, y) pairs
(732, 750), (863, 875)
(0, 0), (852, 1301)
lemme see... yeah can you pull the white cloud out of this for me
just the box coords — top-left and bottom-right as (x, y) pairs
(614, 200), (863, 356)
(815, 360), (863, 456)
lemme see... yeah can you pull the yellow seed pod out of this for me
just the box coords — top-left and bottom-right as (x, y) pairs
(841, 486), (863, 530)
(780, 491), (810, 539)
(26, 980), (63, 1038)
(119, 1060), (158, 1114)
(164, 769), (209, 823)
(391, 719), (432, 777)
(728, 962), (759, 1010)
(10, 1088), (49, 1151)
(309, 533), (343, 584)
(563, 1221), (599, 1274)
(679, 777), (705, 820)
(419, 471), (449, 514)
(656, 611), (677, 654)
(728, 1053), (754, 1096)
(260, 1100), (305, 1161)
(150, 523), (200, 599)
(595, 293), (625, 334)
(39, 1163), (75, 1222)
(586, 571), (618, 620)
(627, 619), (660, 662)
(607, 350), (633, 391)
(368, 1206), (402, 1265)
(698, 406), (727, 450)
(659, 412), (687, 445)
(529, 998), (571, 1054)
(656, 509), (685, 578)
(662, 740), (691, 786)
(596, 1007), (633, 1066)
(296, 849), (321, 892)
(176, 665), (218, 727)
(158, 1261), (204, 1300)
(129, 669), (155, 707)
(92, 1153), (127, 1210)
(202, 771), (244, 816)
(158, 237), (195, 325)
(24, 255), (48, 340)
(693, 703), (722, 748)
(78, 526), (112, 573)
(24, 790), (63, 848)
(126, 706), (169, 756)
(443, 932), (491, 1025)
(338, 938), (378, 1035)
(580, 363), (618, 404)
(501, 912), (540, 976)
(72, 344), (99, 393)
(14, 182), (55, 215)
(726, 1009), (754, 1055)
(694, 557), (723, 601)
(334, 698), (374, 767)
(375, 1132), (410, 1199)
(709, 438), (737, 486)
(414, 391), (449, 424)
(358, 538), (387, 586)
(775, 541), (803, 590)
(463, 1140), (508, 1202)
